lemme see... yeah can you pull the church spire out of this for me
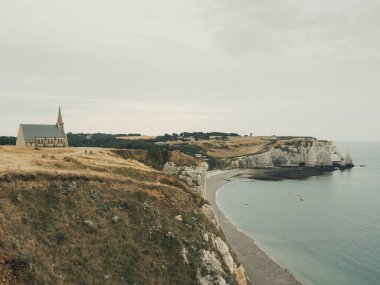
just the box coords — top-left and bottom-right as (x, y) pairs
(57, 107), (63, 124)
(57, 107), (64, 131)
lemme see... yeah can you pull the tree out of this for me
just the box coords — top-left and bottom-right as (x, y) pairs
(0, 136), (16, 145)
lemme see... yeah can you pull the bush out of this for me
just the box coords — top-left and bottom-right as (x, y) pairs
(55, 232), (66, 245)
(147, 146), (170, 169)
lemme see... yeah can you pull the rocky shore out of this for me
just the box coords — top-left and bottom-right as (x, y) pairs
(239, 166), (334, 181)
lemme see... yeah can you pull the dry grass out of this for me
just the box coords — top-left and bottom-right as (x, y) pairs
(116, 135), (157, 140)
(186, 136), (277, 158)
(181, 136), (313, 158)
(0, 147), (232, 285)
(0, 148), (196, 202)
(0, 176), (218, 284)
(0, 146), (154, 180)
(168, 151), (200, 167)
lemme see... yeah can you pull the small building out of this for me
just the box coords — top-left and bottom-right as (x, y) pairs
(16, 107), (69, 147)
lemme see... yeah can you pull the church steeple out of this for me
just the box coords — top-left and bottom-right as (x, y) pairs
(57, 107), (64, 131)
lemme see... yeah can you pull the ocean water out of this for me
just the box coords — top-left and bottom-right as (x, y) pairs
(216, 142), (380, 285)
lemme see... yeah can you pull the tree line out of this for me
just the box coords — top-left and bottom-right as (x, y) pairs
(0, 136), (16, 145)
(153, 132), (240, 142)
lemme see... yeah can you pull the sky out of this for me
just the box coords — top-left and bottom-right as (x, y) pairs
(1, 0), (379, 140)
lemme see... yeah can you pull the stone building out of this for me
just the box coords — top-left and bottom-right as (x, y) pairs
(16, 107), (69, 147)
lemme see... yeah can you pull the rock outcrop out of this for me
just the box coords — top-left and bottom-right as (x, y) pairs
(201, 204), (219, 228)
(230, 138), (335, 168)
(196, 232), (248, 285)
(163, 161), (208, 197)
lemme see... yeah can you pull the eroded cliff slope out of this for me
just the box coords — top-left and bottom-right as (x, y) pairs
(0, 147), (248, 285)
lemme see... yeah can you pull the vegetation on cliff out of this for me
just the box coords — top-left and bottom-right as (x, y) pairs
(0, 147), (247, 285)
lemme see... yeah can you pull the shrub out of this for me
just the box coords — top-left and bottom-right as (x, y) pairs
(55, 232), (66, 245)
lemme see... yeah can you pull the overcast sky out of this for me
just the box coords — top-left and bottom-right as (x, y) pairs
(1, 0), (379, 140)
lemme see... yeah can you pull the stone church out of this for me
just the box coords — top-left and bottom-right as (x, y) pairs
(16, 107), (69, 147)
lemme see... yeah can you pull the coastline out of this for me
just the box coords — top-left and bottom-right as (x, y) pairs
(206, 169), (302, 285)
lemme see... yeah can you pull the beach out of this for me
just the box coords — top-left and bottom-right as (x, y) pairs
(206, 169), (302, 285)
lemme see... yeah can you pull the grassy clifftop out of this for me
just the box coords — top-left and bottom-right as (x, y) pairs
(0, 147), (246, 285)
(172, 136), (318, 158)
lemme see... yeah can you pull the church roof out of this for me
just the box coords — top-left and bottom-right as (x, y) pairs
(20, 124), (66, 142)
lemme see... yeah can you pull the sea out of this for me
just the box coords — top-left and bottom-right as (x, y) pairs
(216, 142), (380, 285)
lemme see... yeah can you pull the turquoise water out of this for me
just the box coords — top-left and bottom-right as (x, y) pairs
(216, 142), (380, 285)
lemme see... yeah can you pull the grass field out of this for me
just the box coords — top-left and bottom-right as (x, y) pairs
(0, 146), (153, 180)
(116, 135), (157, 140)
(174, 136), (313, 158)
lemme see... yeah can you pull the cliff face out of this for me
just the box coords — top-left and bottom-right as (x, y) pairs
(230, 138), (334, 168)
(163, 162), (208, 198)
(162, 161), (249, 285)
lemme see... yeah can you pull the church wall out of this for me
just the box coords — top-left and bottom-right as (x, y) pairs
(36, 137), (67, 148)
(16, 126), (26, 147)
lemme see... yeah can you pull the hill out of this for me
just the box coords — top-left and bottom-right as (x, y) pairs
(0, 146), (248, 285)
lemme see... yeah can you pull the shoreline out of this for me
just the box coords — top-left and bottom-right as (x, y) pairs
(206, 169), (303, 285)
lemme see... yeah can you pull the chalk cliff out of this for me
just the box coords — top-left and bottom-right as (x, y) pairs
(163, 162), (208, 198)
(229, 138), (334, 168)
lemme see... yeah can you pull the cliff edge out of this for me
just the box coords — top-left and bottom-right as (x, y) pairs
(177, 136), (353, 170)
(0, 146), (248, 285)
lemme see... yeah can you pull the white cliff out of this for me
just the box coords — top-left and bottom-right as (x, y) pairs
(163, 161), (208, 197)
(232, 138), (335, 168)
(196, 233), (248, 285)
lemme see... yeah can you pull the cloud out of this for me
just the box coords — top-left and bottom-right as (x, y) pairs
(0, 0), (379, 140)
(67, 99), (230, 135)
(198, 0), (380, 59)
